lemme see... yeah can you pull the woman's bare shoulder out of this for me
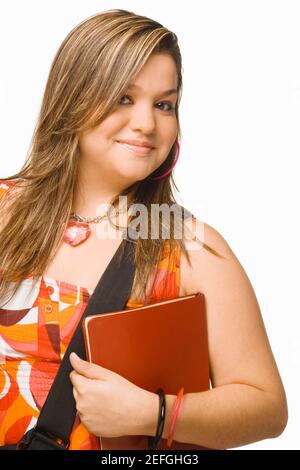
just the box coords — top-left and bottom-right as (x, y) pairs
(181, 214), (255, 301)
(180, 217), (233, 294)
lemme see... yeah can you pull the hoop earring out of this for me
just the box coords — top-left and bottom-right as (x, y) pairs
(148, 139), (180, 181)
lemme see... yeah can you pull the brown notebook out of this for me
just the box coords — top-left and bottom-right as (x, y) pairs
(82, 292), (212, 450)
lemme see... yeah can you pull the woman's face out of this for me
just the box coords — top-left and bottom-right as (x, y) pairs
(78, 53), (178, 185)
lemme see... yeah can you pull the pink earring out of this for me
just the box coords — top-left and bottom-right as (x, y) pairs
(148, 139), (180, 180)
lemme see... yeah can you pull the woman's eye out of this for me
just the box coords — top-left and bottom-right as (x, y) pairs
(156, 101), (175, 112)
(118, 95), (175, 112)
(118, 95), (131, 105)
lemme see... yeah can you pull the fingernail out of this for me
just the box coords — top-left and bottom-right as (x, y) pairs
(70, 352), (81, 362)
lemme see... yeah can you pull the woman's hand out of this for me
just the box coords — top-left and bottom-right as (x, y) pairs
(69, 352), (157, 438)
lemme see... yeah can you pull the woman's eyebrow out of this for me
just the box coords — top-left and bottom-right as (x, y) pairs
(127, 83), (178, 97)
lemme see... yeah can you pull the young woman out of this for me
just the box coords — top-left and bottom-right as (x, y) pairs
(0, 9), (288, 450)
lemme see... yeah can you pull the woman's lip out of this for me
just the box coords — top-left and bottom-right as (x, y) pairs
(117, 141), (154, 155)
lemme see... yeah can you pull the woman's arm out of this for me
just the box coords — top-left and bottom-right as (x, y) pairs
(143, 220), (288, 449)
(145, 384), (287, 449)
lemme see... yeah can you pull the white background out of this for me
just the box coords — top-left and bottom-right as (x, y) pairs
(0, 0), (299, 450)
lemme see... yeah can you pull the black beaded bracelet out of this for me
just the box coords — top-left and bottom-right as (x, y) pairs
(147, 388), (166, 450)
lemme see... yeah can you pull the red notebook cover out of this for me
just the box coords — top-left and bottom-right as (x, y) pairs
(82, 292), (212, 450)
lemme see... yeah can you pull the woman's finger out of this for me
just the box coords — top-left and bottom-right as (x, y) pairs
(72, 385), (79, 402)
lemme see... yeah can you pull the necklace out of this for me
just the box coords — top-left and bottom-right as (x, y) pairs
(63, 204), (130, 247)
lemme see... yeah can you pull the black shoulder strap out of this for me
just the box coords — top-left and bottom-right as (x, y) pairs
(17, 237), (136, 450)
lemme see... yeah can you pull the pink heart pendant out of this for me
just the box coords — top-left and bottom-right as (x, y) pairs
(63, 220), (91, 246)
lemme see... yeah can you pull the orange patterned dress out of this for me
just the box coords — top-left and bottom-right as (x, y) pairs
(0, 180), (181, 449)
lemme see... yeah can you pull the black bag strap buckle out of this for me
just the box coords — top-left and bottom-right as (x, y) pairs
(16, 427), (69, 450)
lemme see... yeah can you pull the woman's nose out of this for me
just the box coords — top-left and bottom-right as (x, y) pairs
(129, 106), (156, 133)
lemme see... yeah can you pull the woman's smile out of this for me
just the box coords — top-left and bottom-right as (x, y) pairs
(116, 141), (154, 156)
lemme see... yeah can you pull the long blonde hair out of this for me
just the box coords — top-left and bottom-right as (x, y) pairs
(0, 9), (222, 308)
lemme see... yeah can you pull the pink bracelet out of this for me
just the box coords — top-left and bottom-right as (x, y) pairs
(167, 387), (184, 448)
